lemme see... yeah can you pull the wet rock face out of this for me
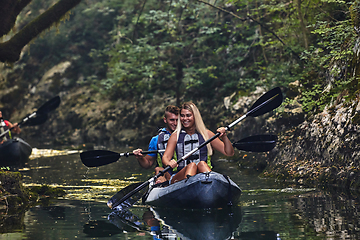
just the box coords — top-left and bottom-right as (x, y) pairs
(263, 97), (360, 190)
(274, 100), (360, 166)
(223, 82), (360, 191)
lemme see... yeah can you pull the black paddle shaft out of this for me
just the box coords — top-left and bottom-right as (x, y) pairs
(80, 149), (165, 167)
(110, 87), (283, 209)
(0, 96), (60, 139)
(82, 134), (276, 168)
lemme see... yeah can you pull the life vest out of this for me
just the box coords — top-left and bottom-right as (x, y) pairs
(175, 129), (212, 172)
(0, 118), (11, 142)
(156, 129), (177, 169)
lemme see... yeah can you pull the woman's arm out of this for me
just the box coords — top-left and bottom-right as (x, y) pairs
(162, 133), (178, 168)
(208, 127), (234, 156)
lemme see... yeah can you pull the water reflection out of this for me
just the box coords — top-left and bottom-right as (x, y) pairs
(149, 207), (242, 240)
(0, 211), (25, 234)
(105, 207), (280, 240)
(288, 191), (360, 239)
(20, 152), (153, 203)
(83, 220), (123, 237)
(22, 200), (126, 239)
(2, 151), (360, 239)
(106, 207), (243, 240)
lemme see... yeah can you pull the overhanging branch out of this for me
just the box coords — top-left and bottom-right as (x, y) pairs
(0, 0), (82, 63)
(196, 0), (302, 62)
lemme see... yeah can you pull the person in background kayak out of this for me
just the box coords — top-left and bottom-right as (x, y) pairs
(162, 102), (234, 184)
(133, 105), (179, 184)
(0, 110), (21, 144)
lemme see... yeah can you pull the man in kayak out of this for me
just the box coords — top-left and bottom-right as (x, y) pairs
(162, 102), (234, 184)
(0, 111), (21, 144)
(133, 105), (179, 184)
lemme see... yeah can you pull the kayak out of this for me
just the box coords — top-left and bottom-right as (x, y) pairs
(0, 137), (32, 166)
(142, 171), (241, 209)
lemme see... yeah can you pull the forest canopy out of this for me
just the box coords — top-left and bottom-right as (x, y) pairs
(2, 0), (360, 113)
(93, 0), (360, 112)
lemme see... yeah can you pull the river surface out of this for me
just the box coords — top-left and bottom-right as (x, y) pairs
(1, 148), (360, 240)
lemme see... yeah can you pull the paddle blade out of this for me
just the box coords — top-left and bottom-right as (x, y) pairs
(21, 114), (48, 126)
(233, 135), (277, 152)
(108, 182), (149, 211)
(248, 87), (283, 117)
(80, 150), (120, 167)
(108, 210), (145, 232)
(83, 220), (122, 237)
(37, 96), (61, 115)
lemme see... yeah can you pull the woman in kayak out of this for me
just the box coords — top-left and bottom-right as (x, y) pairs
(162, 102), (234, 184)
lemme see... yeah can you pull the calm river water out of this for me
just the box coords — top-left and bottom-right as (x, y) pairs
(1, 148), (360, 240)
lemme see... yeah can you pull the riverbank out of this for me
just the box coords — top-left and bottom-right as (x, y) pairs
(0, 170), (65, 215)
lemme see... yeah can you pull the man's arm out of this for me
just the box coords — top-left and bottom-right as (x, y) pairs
(133, 149), (156, 169)
(133, 136), (158, 169)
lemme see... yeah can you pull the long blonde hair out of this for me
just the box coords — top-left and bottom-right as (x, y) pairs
(175, 102), (213, 155)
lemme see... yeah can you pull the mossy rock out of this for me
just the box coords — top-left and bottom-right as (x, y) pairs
(0, 170), (30, 208)
(0, 170), (66, 209)
(30, 185), (66, 198)
(352, 112), (360, 125)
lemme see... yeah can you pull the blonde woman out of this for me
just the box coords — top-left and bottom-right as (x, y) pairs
(162, 102), (234, 184)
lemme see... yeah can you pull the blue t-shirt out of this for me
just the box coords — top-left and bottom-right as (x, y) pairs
(147, 135), (159, 157)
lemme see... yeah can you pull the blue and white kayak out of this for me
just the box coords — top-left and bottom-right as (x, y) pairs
(142, 171), (241, 209)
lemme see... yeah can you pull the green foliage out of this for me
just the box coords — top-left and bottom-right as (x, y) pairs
(19, 0), (118, 81)
(30, 185), (66, 197)
(301, 84), (326, 113)
(298, 0), (360, 113)
(15, 0), (360, 114)
(305, 20), (356, 69)
(102, 0), (267, 103)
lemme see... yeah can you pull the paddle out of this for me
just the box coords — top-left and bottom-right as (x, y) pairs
(81, 134), (277, 168)
(108, 182), (150, 211)
(233, 134), (277, 152)
(0, 96), (61, 139)
(107, 87), (283, 210)
(21, 113), (48, 126)
(80, 150), (163, 168)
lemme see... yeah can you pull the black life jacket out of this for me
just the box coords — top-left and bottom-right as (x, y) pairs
(156, 129), (171, 168)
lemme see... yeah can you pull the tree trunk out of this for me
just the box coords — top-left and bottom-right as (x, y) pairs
(295, 0), (309, 49)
